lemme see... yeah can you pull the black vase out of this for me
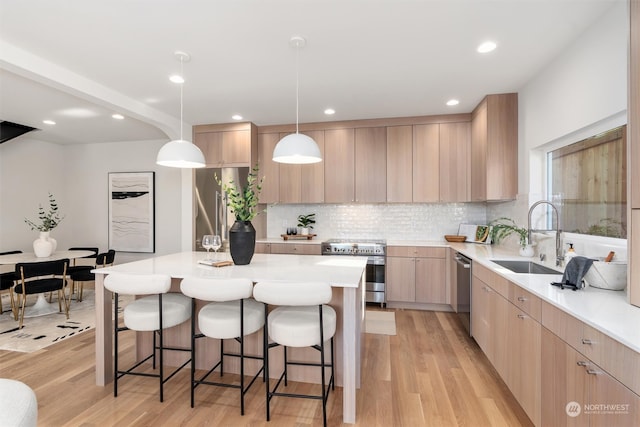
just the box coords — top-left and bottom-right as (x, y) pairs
(229, 220), (256, 265)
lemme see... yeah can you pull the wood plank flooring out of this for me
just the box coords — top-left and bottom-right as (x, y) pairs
(0, 309), (532, 426)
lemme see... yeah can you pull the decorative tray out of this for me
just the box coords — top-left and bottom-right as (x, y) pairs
(280, 234), (317, 241)
(444, 235), (467, 242)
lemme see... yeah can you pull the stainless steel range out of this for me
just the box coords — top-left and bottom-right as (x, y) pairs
(321, 239), (386, 306)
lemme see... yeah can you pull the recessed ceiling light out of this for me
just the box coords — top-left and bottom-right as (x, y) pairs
(446, 99), (460, 106)
(169, 74), (184, 84)
(232, 114), (243, 121)
(477, 41), (497, 53)
(112, 113), (125, 120)
(324, 108), (335, 115)
(42, 120), (56, 125)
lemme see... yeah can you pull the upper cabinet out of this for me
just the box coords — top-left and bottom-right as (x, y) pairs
(386, 126), (413, 202)
(355, 127), (387, 202)
(279, 130), (325, 204)
(193, 122), (257, 167)
(257, 132), (280, 204)
(470, 93), (518, 201)
(440, 122), (471, 202)
(324, 128), (355, 203)
(413, 124), (440, 202)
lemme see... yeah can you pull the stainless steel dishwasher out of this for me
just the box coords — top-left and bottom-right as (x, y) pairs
(454, 252), (472, 335)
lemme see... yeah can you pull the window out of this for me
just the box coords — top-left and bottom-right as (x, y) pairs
(547, 125), (627, 238)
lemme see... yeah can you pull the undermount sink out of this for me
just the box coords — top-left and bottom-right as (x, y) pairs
(490, 260), (562, 275)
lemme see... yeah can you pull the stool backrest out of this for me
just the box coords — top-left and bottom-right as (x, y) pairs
(104, 273), (171, 295)
(180, 277), (253, 302)
(253, 281), (332, 306)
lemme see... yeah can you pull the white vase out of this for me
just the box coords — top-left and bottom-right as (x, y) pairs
(300, 227), (310, 235)
(33, 231), (54, 257)
(519, 244), (535, 257)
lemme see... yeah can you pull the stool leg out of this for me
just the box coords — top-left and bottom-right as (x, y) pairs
(158, 293), (164, 402)
(190, 298), (196, 408)
(220, 339), (224, 377)
(263, 303), (270, 422)
(240, 299), (245, 415)
(113, 292), (119, 398)
(331, 336), (335, 391)
(283, 346), (288, 386)
(319, 304), (327, 427)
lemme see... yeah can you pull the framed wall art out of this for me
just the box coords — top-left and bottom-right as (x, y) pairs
(108, 171), (155, 253)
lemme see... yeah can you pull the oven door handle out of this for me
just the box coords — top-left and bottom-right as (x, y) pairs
(454, 255), (471, 269)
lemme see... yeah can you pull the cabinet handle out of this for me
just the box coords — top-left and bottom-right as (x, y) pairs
(517, 314), (526, 319)
(582, 338), (592, 345)
(586, 369), (599, 375)
(517, 296), (527, 302)
(577, 361), (588, 367)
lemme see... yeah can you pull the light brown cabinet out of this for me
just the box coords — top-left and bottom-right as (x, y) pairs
(541, 327), (640, 427)
(386, 125), (413, 202)
(386, 246), (446, 305)
(470, 93), (518, 201)
(412, 124), (440, 202)
(255, 242), (271, 254)
(193, 122), (257, 167)
(439, 122), (471, 202)
(355, 127), (386, 202)
(257, 133), (280, 204)
(278, 130), (325, 204)
(269, 243), (321, 255)
(324, 128), (355, 203)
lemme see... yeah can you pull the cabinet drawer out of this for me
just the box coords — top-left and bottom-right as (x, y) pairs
(473, 263), (509, 297)
(580, 324), (640, 396)
(387, 246), (445, 258)
(508, 284), (541, 321)
(255, 243), (271, 254)
(269, 243), (321, 255)
(541, 301), (584, 350)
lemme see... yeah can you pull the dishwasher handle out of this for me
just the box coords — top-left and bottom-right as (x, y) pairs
(454, 254), (472, 269)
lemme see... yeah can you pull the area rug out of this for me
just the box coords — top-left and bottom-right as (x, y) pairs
(365, 310), (396, 336)
(0, 290), (127, 353)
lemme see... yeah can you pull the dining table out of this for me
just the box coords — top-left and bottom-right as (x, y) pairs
(0, 250), (94, 317)
(92, 251), (367, 424)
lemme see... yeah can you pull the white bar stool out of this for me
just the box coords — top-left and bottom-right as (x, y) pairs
(104, 273), (191, 402)
(180, 277), (265, 415)
(253, 281), (336, 427)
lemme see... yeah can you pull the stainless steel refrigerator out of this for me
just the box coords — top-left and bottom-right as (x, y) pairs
(194, 167), (249, 250)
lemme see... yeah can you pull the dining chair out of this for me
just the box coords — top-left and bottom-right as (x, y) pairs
(12, 258), (70, 329)
(104, 272), (191, 402)
(69, 249), (115, 302)
(180, 277), (265, 414)
(252, 281), (336, 427)
(0, 250), (22, 315)
(67, 247), (99, 299)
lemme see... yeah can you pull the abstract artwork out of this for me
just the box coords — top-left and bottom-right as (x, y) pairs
(108, 172), (155, 252)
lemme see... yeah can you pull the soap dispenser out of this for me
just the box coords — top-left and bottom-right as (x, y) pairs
(565, 243), (577, 262)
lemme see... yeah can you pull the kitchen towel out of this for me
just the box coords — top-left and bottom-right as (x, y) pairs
(557, 256), (595, 290)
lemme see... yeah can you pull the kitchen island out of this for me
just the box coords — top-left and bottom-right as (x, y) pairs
(92, 251), (367, 424)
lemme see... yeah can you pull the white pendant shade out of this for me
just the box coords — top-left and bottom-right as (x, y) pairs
(273, 133), (322, 164)
(156, 139), (206, 168)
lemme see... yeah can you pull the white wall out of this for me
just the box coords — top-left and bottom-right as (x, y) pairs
(0, 137), (184, 263)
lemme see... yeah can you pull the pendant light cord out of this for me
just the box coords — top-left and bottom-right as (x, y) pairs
(295, 40), (300, 134)
(180, 56), (184, 141)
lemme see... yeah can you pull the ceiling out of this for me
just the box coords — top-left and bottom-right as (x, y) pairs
(0, 0), (622, 145)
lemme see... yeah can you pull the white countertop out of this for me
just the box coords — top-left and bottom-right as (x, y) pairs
(94, 251), (367, 288)
(448, 242), (640, 353)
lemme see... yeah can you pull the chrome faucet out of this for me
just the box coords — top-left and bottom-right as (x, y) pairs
(528, 200), (563, 266)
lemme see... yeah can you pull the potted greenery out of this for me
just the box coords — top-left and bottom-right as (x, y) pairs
(489, 217), (534, 257)
(297, 213), (316, 235)
(215, 164), (264, 265)
(24, 193), (64, 257)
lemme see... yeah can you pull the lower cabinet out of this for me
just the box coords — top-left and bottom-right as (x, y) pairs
(269, 243), (321, 255)
(386, 246), (446, 306)
(541, 327), (640, 427)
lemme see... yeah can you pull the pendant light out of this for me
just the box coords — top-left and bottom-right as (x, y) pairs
(272, 36), (322, 164)
(156, 51), (206, 168)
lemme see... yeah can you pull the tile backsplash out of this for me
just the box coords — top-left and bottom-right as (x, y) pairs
(266, 203), (488, 241)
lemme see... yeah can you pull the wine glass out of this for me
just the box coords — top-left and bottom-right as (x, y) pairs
(202, 234), (214, 260)
(211, 235), (222, 259)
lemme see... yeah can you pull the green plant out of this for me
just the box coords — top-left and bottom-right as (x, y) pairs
(24, 193), (64, 231)
(215, 164), (265, 222)
(297, 213), (316, 229)
(489, 217), (528, 247)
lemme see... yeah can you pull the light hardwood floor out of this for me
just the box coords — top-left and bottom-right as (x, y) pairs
(0, 309), (532, 426)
